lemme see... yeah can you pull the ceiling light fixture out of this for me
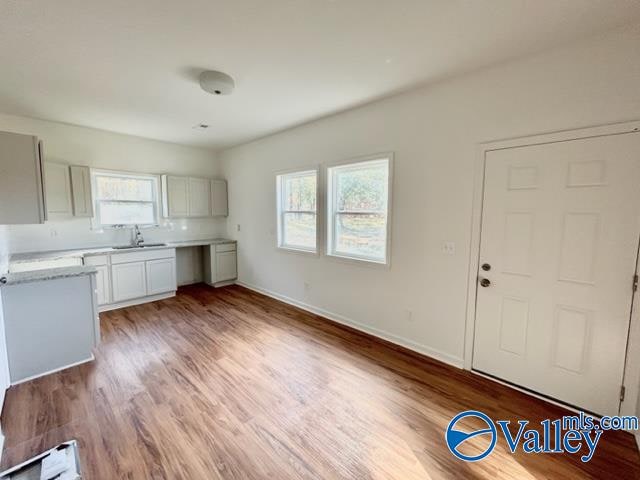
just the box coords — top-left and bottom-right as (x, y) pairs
(199, 70), (235, 95)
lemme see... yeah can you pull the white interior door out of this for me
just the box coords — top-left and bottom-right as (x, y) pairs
(473, 132), (640, 416)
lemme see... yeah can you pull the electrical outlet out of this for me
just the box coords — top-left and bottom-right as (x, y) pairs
(304, 282), (311, 292)
(49, 228), (58, 238)
(442, 241), (456, 255)
(404, 308), (413, 322)
(236, 224), (241, 232)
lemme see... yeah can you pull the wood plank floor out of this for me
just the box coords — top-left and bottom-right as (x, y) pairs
(1, 284), (639, 479)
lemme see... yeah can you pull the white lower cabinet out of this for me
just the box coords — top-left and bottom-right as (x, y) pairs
(216, 251), (237, 282)
(204, 242), (238, 287)
(145, 258), (177, 295)
(94, 265), (111, 305)
(111, 261), (147, 302)
(106, 248), (177, 308)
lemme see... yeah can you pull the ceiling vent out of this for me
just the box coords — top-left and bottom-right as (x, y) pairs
(199, 70), (235, 95)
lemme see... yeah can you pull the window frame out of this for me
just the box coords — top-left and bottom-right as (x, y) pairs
(325, 153), (393, 266)
(90, 168), (161, 229)
(275, 166), (321, 255)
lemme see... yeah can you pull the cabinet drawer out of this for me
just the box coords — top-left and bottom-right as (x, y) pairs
(84, 254), (109, 266)
(215, 243), (236, 253)
(111, 248), (176, 264)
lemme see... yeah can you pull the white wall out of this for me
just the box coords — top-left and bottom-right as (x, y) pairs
(0, 114), (224, 253)
(220, 25), (640, 368)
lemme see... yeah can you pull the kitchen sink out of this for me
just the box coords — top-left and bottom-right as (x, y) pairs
(113, 243), (167, 250)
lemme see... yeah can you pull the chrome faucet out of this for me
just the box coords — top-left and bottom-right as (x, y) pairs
(133, 224), (145, 246)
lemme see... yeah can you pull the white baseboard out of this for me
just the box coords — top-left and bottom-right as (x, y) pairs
(99, 291), (175, 312)
(10, 354), (95, 386)
(237, 281), (464, 369)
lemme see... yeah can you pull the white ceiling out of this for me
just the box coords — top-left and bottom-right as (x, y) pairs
(1, 1), (639, 150)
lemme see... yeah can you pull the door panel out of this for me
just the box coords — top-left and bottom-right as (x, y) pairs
(167, 176), (189, 217)
(188, 177), (210, 217)
(146, 258), (176, 295)
(111, 262), (146, 302)
(44, 162), (72, 216)
(473, 132), (640, 416)
(216, 252), (237, 282)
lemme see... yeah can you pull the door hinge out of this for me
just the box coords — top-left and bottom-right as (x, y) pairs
(634, 274), (639, 292)
(620, 385), (626, 402)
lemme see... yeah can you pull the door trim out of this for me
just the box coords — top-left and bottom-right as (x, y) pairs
(463, 120), (640, 417)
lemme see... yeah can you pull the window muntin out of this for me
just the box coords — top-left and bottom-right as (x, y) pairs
(327, 157), (391, 264)
(277, 169), (318, 252)
(92, 170), (159, 227)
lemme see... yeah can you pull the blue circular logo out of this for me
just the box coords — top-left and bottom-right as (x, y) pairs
(445, 410), (497, 462)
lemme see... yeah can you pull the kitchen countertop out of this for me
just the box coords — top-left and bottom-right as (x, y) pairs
(10, 238), (237, 264)
(0, 265), (98, 286)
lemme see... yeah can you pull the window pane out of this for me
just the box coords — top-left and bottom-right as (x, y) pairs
(283, 213), (316, 249)
(98, 201), (155, 225)
(284, 172), (316, 211)
(334, 213), (386, 261)
(336, 161), (388, 212)
(96, 175), (154, 201)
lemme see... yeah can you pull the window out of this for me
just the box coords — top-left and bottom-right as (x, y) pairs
(327, 155), (392, 264)
(276, 169), (318, 252)
(91, 170), (159, 227)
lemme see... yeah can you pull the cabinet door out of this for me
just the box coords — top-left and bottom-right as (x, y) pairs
(94, 264), (111, 305)
(44, 162), (73, 216)
(164, 175), (189, 217)
(0, 132), (45, 224)
(188, 177), (211, 217)
(111, 261), (147, 302)
(211, 179), (228, 217)
(70, 165), (94, 217)
(145, 258), (177, 295)
(216, 251), (237, 282)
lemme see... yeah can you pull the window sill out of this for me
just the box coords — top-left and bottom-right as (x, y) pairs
(90, 223), (160, 231)
(276, 245), (319, 257)
(326, 252), (390, 269)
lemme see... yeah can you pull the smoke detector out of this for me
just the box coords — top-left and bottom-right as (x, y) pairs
(199, 70), (235, 95)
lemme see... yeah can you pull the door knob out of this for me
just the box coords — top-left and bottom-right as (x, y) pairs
(480, 278), (491, 287)
(481, 263), (491, 271)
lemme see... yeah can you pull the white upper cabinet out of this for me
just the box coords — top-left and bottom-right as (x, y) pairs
(0, 131), (46, 224)
(44, 162), (73, 217)
(188, 177), (211, 217)
(162, 175), (189, 217)
(211, 179), (228, 217)
(161, 175), (224, 218)
(70, 165), (94, 217)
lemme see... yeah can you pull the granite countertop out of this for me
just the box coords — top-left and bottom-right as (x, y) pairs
(166, 238), (237, 248)
(0, 265), (98, 286)
(10, 238), (237, 263)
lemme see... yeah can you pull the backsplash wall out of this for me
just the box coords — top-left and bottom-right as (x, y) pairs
(0, 113), (224, 255)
